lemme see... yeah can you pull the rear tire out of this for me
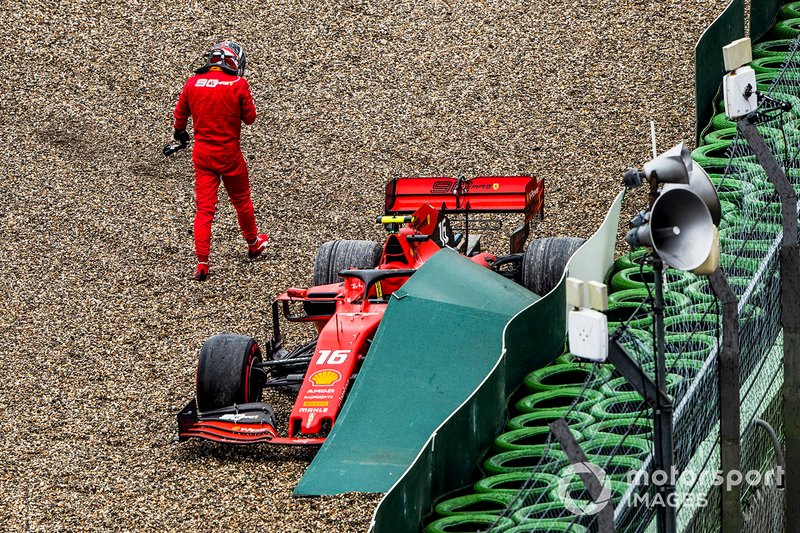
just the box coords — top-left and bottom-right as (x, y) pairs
(306, 240), (382, 316)
(521, 237), (585, 295)
(196, 334), (263, 412)
(312, 239), (382, 286)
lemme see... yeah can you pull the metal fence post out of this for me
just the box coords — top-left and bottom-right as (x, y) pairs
(708, 268), (742, 531)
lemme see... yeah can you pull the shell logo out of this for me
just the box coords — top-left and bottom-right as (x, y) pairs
(493, 183), (499, 190)
(309, 369), (342, 386)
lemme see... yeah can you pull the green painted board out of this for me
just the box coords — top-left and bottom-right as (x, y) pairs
(294, 248), (538, 495)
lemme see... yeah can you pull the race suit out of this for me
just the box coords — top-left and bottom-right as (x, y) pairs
(173, 68), (258, 263)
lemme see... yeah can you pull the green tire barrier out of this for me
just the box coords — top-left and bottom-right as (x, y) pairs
(510, 502), (575, 524)
(590, 392), (647, 420)
(507, 408), (594, 431)
(579, 435), (652, 461)
(523, 363), (612, 394)
(704, 125), (783, 144)
(720, 253), (762, 277)
(691, 141), (758, 167)
(494, 426), (583, 453)
(514, 388), (605, 414)
(663, 332), (718, 361)
(709, 175), (755, 206)
(610, 265), (654, 291)
(780, 2), (800, 19)
(750, 55), (790, 75)
(607, 288), (691, 312)
(482, 448), (568, 476)
(752, 38), (796, 57)
(583, 416), (653, 441)
(743, 188), (782, 217)
(474, 472), (560, 496)
(604, 301), (653, 331)
(549, 479), (631, 508)
(567, 455), (644, 482)
(719, 224), (781, 258)
(610, 266), (694, 292)
(773, 18), (800, 38)
(603, 372), (684, 395)
(694, 160), (766, 185)
(719, 200), (740, 227)
(665, 313), (721, 335)
(613, 248), (648, 272)
(506, 522), (587, 533)
(433, 492), (518, 517)
(683, 278), (716, 306)
(644, 359), (705, 378)
(423, 514), (516, 533)
(710, 112), (737, 131)
(683, 302), (717, 316)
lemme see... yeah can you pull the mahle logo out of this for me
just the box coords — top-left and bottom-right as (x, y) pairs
(557, 462), (613, 516)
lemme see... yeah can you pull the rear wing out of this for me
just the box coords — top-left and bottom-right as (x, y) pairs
(384, 176), (544, 224)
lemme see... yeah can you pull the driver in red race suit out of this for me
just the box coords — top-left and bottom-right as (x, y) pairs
(173, 41), (269, 281)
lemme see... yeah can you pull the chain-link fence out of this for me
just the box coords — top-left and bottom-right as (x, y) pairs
(420, 32), (799, 533)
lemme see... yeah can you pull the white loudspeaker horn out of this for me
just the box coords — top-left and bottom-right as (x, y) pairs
(662, 163), (722, 226)
(643, 142), (692, 184)
(627, 188), (714, 271)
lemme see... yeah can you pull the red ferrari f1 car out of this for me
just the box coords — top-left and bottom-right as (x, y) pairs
(177, 176), (583, 445)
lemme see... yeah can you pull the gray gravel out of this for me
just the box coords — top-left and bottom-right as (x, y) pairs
(2, 1), (727, 530)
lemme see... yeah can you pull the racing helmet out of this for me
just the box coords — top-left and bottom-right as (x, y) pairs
(196, 41), (247, 76)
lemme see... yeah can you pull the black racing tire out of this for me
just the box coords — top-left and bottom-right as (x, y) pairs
(521, 237), (586, 296)
(312, 239), (382, 286)
(307, 239), (382, 316)
(195, 333), (263, 412)
(423, 514), (516, 533)
(482, 448), (568, 476)
(433, 492), (517, 517)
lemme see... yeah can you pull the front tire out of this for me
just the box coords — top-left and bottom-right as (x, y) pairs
(195, 334), (263, 412)
(521, 237), (585, 296)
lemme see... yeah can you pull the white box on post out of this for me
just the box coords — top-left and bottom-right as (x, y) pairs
(568, 308), (608, 362)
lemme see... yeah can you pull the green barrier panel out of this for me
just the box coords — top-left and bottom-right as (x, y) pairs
(295, 248), (538, 495)
(695, 0), (745, 145)
(751, 0), (782, 42)
(368, 192), (625, 531)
